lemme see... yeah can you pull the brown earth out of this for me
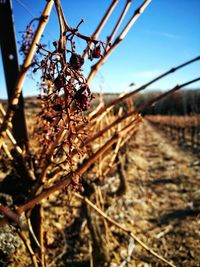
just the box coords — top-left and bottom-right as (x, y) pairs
(107, 120), (200, 266)
(3, 104), (200, 266)
(39, 120), (200, 267)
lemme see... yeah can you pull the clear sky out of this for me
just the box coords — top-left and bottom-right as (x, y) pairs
(0, 0), (200, 98)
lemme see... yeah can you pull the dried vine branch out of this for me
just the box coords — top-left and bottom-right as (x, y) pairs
(137, 77), (200, 113)
(90, 77), (200, 133)
(106, 0), (132, 50)
(74, 77), (200, 161)
(19, 231), (39, 267)
(91, 55), (200, 120)
(0, 203), (20, 225)
(74, 193), (176, 267)
(0, 0), (54, 136)
(83, 0), (119, 59)
(87, 0), (152, 84)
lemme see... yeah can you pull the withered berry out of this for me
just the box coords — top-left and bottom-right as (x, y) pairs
(52, 104), (62, 111)
(54, 75), (65, 89)
(52, 41), (58, 48)
(75, 85), (92, 111)
(92, 45), (101, 58)
(69, 53), (84, 70)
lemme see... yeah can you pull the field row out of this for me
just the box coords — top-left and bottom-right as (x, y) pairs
(146, 115), (200, 149)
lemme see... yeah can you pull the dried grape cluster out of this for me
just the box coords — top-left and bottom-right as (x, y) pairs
(23, 20), (106, 173)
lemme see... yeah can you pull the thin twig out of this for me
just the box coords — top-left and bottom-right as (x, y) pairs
(83, 0), (119, 59)
(0, 0), (54, 135)
(90, 55), (200, 120)
(74, 193), (176, 267)
(38, 205), (45, 267)
(84, 115), (140, 147)
(0, 117), (22, 154)
(27, 218), (41, 248)
(103, 137), (122, 177)
(1, 141), (13, 159)
(118, 237), (135, 267)
(0, 203), (20, 225)
(19, 231), (39, 267)
(0, 103), (6, 117)
(87, 0), (152, 84)
(106, 0), (132, 50)
(137, 77), (200, 113)
(89, 240), (93, 267)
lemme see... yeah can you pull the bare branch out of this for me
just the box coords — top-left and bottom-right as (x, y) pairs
(90, 55), (200, 120)
(137, 77), (200, 113)
(74, 193), (176, 267)
(106, 0), (132, 50)
(0, 117), (22, 154)
(19, 231), (39, 267)
(54, 0), (67, 52)
(83, 0), (119, 59)
(0, 0), (54, 135)
(0, 203), (20, 225)
(87, 0), (152, 84)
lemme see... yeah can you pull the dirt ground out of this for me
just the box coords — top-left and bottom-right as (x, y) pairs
(40, 119), (200, 267)
(3, 109), (200, 267)
(108, 120), (200, 266)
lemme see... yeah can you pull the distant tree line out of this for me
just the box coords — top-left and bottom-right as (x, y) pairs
(134, 89), (200, 115)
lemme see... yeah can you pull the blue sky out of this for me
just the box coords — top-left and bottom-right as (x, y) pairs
(0, 0), (200, 98)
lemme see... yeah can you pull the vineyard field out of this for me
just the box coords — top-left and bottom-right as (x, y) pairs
(146, 115), (200, 152)
(8, 100), (200, 267)
(0, 0), (200, 265)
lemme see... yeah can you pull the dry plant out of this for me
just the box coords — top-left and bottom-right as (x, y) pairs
(0, 0), (200, 266)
